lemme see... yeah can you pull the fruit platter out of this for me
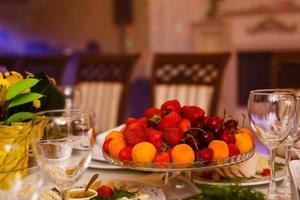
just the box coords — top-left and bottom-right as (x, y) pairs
(101, 100), (255, 172)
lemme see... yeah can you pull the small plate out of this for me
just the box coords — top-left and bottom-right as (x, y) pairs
(193, 156), (285, 186)
(89, 160), (122, 170)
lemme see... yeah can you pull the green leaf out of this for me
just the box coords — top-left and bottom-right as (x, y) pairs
(8, 92), (44, 108)
(5, 112), (35, 124)
(6, 78), (40, 100)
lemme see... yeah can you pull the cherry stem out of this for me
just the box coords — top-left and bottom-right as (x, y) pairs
(223, 109), (227, 120)
(186, 133), (199, 160)
(242, 114), (246, 127)
(190, 127), (207, 133)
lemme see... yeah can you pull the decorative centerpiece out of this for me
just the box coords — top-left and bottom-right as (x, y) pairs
(102, 99), (255, 170)
(0, 71), (64, 190)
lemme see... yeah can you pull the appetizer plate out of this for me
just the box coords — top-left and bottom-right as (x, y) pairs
(193, 156), (285, 186)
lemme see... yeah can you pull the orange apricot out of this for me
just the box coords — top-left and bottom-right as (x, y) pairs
(235, 133), (253, 153)
(238, 128), (254, 142)
(171, 144), (195, 164)
(132, 142), (157, 163)
(208, 140), (229, 160)
(108, 138), (127, 158)
(105, 130), (124, 141)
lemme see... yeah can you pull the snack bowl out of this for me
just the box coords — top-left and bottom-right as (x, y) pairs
(67, 188), (97, 200)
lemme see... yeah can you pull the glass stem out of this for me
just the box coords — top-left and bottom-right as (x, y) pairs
(283, 144), (292, 184)
(268, 148), (277, 195)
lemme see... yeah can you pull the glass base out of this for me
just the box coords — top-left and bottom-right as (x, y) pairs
(265, 193), (290, 200)
(162, 173), (200, 200)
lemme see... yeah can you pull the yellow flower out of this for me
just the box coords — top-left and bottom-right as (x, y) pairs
(0, 73), (9, 87)
(5, 71), (23, 86)
(33, 99), (41, 109)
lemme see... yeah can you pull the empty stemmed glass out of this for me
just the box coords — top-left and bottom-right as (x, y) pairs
(31, 110), (95, 199)
(59, 86), (81, 109)
(248, 89), (296, 200)
(280, 96), (300, 192)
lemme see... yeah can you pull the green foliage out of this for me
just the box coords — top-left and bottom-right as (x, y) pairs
(5, 112), (35, 124)
(6, 78), (39, 100)
(185, 185), (265, 200)
(8, 92), (44, 108)
(3, 73), (65, 124)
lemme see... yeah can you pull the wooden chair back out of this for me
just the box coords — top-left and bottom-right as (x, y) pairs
(271, 52), (300, 92)
(151, 53), (229, 116)
(19, 55), (70, 84)
(76, 54), (139, 132)
(0, 55), (20, 71)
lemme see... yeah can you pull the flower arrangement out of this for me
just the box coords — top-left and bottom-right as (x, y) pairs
(0, 70), (65, 190)
(0, 71), (65, 124)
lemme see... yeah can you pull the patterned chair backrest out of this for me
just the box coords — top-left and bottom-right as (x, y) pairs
(151, 53), (229, 116)
(76, 54), (139, 133)
(19, 55), (70, 85)
(271, 51), (300, 95)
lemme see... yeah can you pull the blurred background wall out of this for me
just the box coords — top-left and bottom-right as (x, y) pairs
(0, 0), (300, 119)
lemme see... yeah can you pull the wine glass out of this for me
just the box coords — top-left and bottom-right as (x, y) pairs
(247, 89), (296, 200)
(59, 86), (81, 109)
(31, 110), (95, 198)
(280, 96), (300, 192)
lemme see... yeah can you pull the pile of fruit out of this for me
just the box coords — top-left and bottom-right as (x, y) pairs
(102, 100), (254, 167)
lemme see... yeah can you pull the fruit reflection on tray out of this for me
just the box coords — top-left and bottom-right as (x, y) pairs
(101, 100), (255, 171)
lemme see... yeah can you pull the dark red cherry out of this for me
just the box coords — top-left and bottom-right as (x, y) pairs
(185, 136), (202, 150)
(200, 131), (215, 146)
(207, 116), (224, 130)
(197, 148), (214, 164)
(220, 130), (236, 144)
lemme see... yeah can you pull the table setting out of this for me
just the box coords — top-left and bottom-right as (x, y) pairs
(1, 70), (300, 200)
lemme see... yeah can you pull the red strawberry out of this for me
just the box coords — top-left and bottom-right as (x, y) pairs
(125, 117), (148, 130)
(181, 106), (205, 121)
(123, 128), (147, 146)
(97, 185), (114, 197)
(103, 138), (113, 153)
(152, 139), (163, 151)
(228, 144), (240, 156)
(144, 107), (162, 118)
(153, 152), (171, 163)
(197, 148), (214, 164)
(137, 117), (148, 129)
(119, 146), (133, 161)
(166, 148), (173, 158)
(161, 99), (181, 114)
(157, 112), (181, 130)
(163, 128), (183, 146)
(178, 118), (191, 133)
(146, 128), (163, 142)
(126, 117), (138, 125)
(262, 168), (270, 176)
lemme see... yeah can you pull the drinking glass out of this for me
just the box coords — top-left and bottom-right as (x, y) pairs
(248, 89), (296, 199)
(280, 96), (300, 191)
(59, 86), (81, 109)
(31, 110), (95, 198)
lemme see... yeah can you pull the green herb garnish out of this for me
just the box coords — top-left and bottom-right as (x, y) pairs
(220, 176), (259, 183)
(185, 185), (265, 200)
(90, 188), (136, 200)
